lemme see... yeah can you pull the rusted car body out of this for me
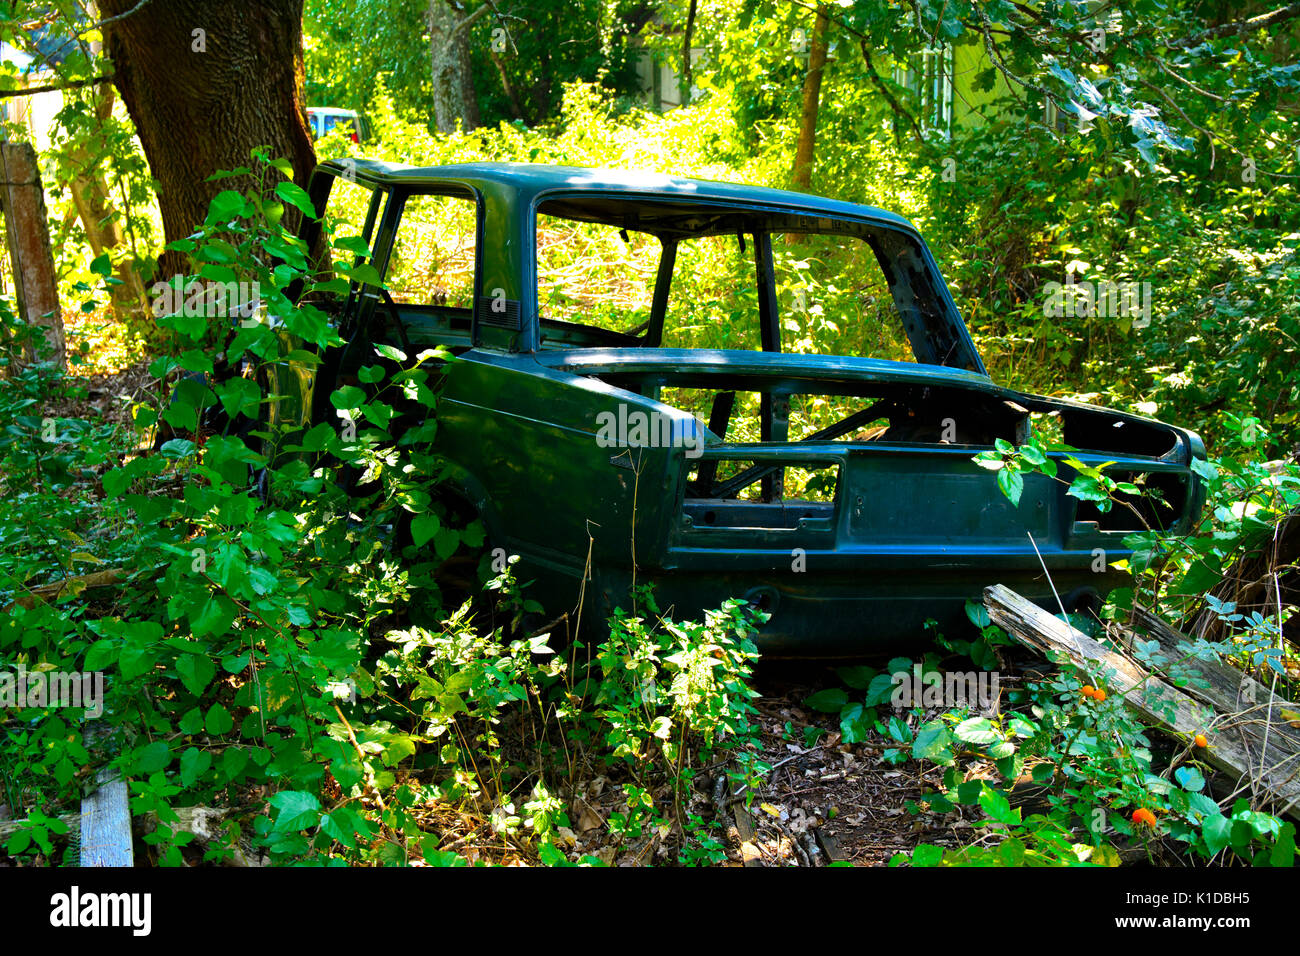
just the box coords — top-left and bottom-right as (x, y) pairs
(276, 160), (1205, 655)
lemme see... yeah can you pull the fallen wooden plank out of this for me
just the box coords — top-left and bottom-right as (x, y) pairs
(1126, 606), (1300, 815)
(4, 569), (125, 611)
(812, 825), (844, 863)
(0, 812), (78, 841)
(1129, 606), (1299, 721)
(984, 584), (1300, 820)
(80, 724), (133, 867)
(731, 800), (764, 867)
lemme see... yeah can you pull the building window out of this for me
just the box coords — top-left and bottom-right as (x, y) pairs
(894, 45), (953, 138)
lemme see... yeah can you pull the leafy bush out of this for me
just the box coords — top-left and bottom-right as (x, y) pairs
(0, 150), (770, 867)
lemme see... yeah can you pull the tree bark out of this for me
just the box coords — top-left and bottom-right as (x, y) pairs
(791, 5), (830, 191)
(428, 0), (485, 134)
(99, 0), (317, 280)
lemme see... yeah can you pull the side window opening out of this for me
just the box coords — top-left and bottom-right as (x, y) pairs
(303, 181), (481, 352)
(533, 196), (953, 367)
(386, 191), (478, 313)
(535, 213), (660, 341)
(770, 231), (910, 361)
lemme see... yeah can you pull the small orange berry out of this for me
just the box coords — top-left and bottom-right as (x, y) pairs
(1094, 689), (1107, 702)
(1194, 734), (1208, 748)
(1132, 808), (1157, 828)
(1082, 685), (1096, 698)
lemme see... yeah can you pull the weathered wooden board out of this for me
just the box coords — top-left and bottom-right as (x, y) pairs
(80, 724), (133, 867)
(984, 584), (1300, 820)
(0, 812), (78, 841)
(1130, 606), (1299, 721)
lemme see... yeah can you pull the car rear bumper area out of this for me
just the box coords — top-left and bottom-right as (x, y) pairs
(580, 563), (1118, 657)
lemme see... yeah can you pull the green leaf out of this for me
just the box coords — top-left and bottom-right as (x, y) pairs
(320, 810), (359, 847)
(913, 722), (953, 763)
(997, 467), (1024, 506)
(1175, 766), (1206, 792)
(274, 181), (317, 219)
(176, 653), (216, 696)
(1271, 823), (1295, 867)
(269, 790), (322, 831)
(179, 707), (204, 735)
(804, 688), (849, 712)
(978, 786), (1020, 825)
(330, 385), (367, 410)
(208, 189), (250, 220)
(864, 673), (896, 707)
(222, 747), (250, 780)
(84, 639), (119, 670)
(835, 665), (875, 689)
(433, 527), (461, 559)
(118, 644), (158, 680)
(1204, 815), (1233, 854)
(180, 747), (212, 788)
(205, 703), (234, 736)
(953, 717), (999, 745)
(911, 844), (944, 867)
(134, 741), (172, 774)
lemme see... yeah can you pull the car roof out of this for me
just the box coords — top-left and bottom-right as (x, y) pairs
(318, 159), (917, 231)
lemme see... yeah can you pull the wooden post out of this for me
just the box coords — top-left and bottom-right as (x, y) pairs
(0, 140), (64, 369)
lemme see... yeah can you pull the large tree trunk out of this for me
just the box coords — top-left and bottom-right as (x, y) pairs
(791, 5), (830, 191)
(428, 0), (484, 134)
(99, 0), (317, 279)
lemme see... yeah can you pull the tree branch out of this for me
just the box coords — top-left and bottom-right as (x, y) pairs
(83, 0), (155, 34)
(1177, 3), (1300, 46)
(0, 75), (112, 98)
(860, 42), (925, 145)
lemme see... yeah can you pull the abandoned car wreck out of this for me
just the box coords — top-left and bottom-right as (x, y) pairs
(269, 160), (1206, 655)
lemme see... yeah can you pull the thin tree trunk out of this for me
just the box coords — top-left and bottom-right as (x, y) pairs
(99, 0), (317, 280)
(66, 84), (148, 318)
(860, 42), (925, 146)
(791, 5), (830, 191)
(681, 0), (697, 106)
(490, 50), (532, 124)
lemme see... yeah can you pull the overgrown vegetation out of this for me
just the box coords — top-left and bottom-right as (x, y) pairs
(0, 154), (775, 866)
(2, 0), (1299, 867)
